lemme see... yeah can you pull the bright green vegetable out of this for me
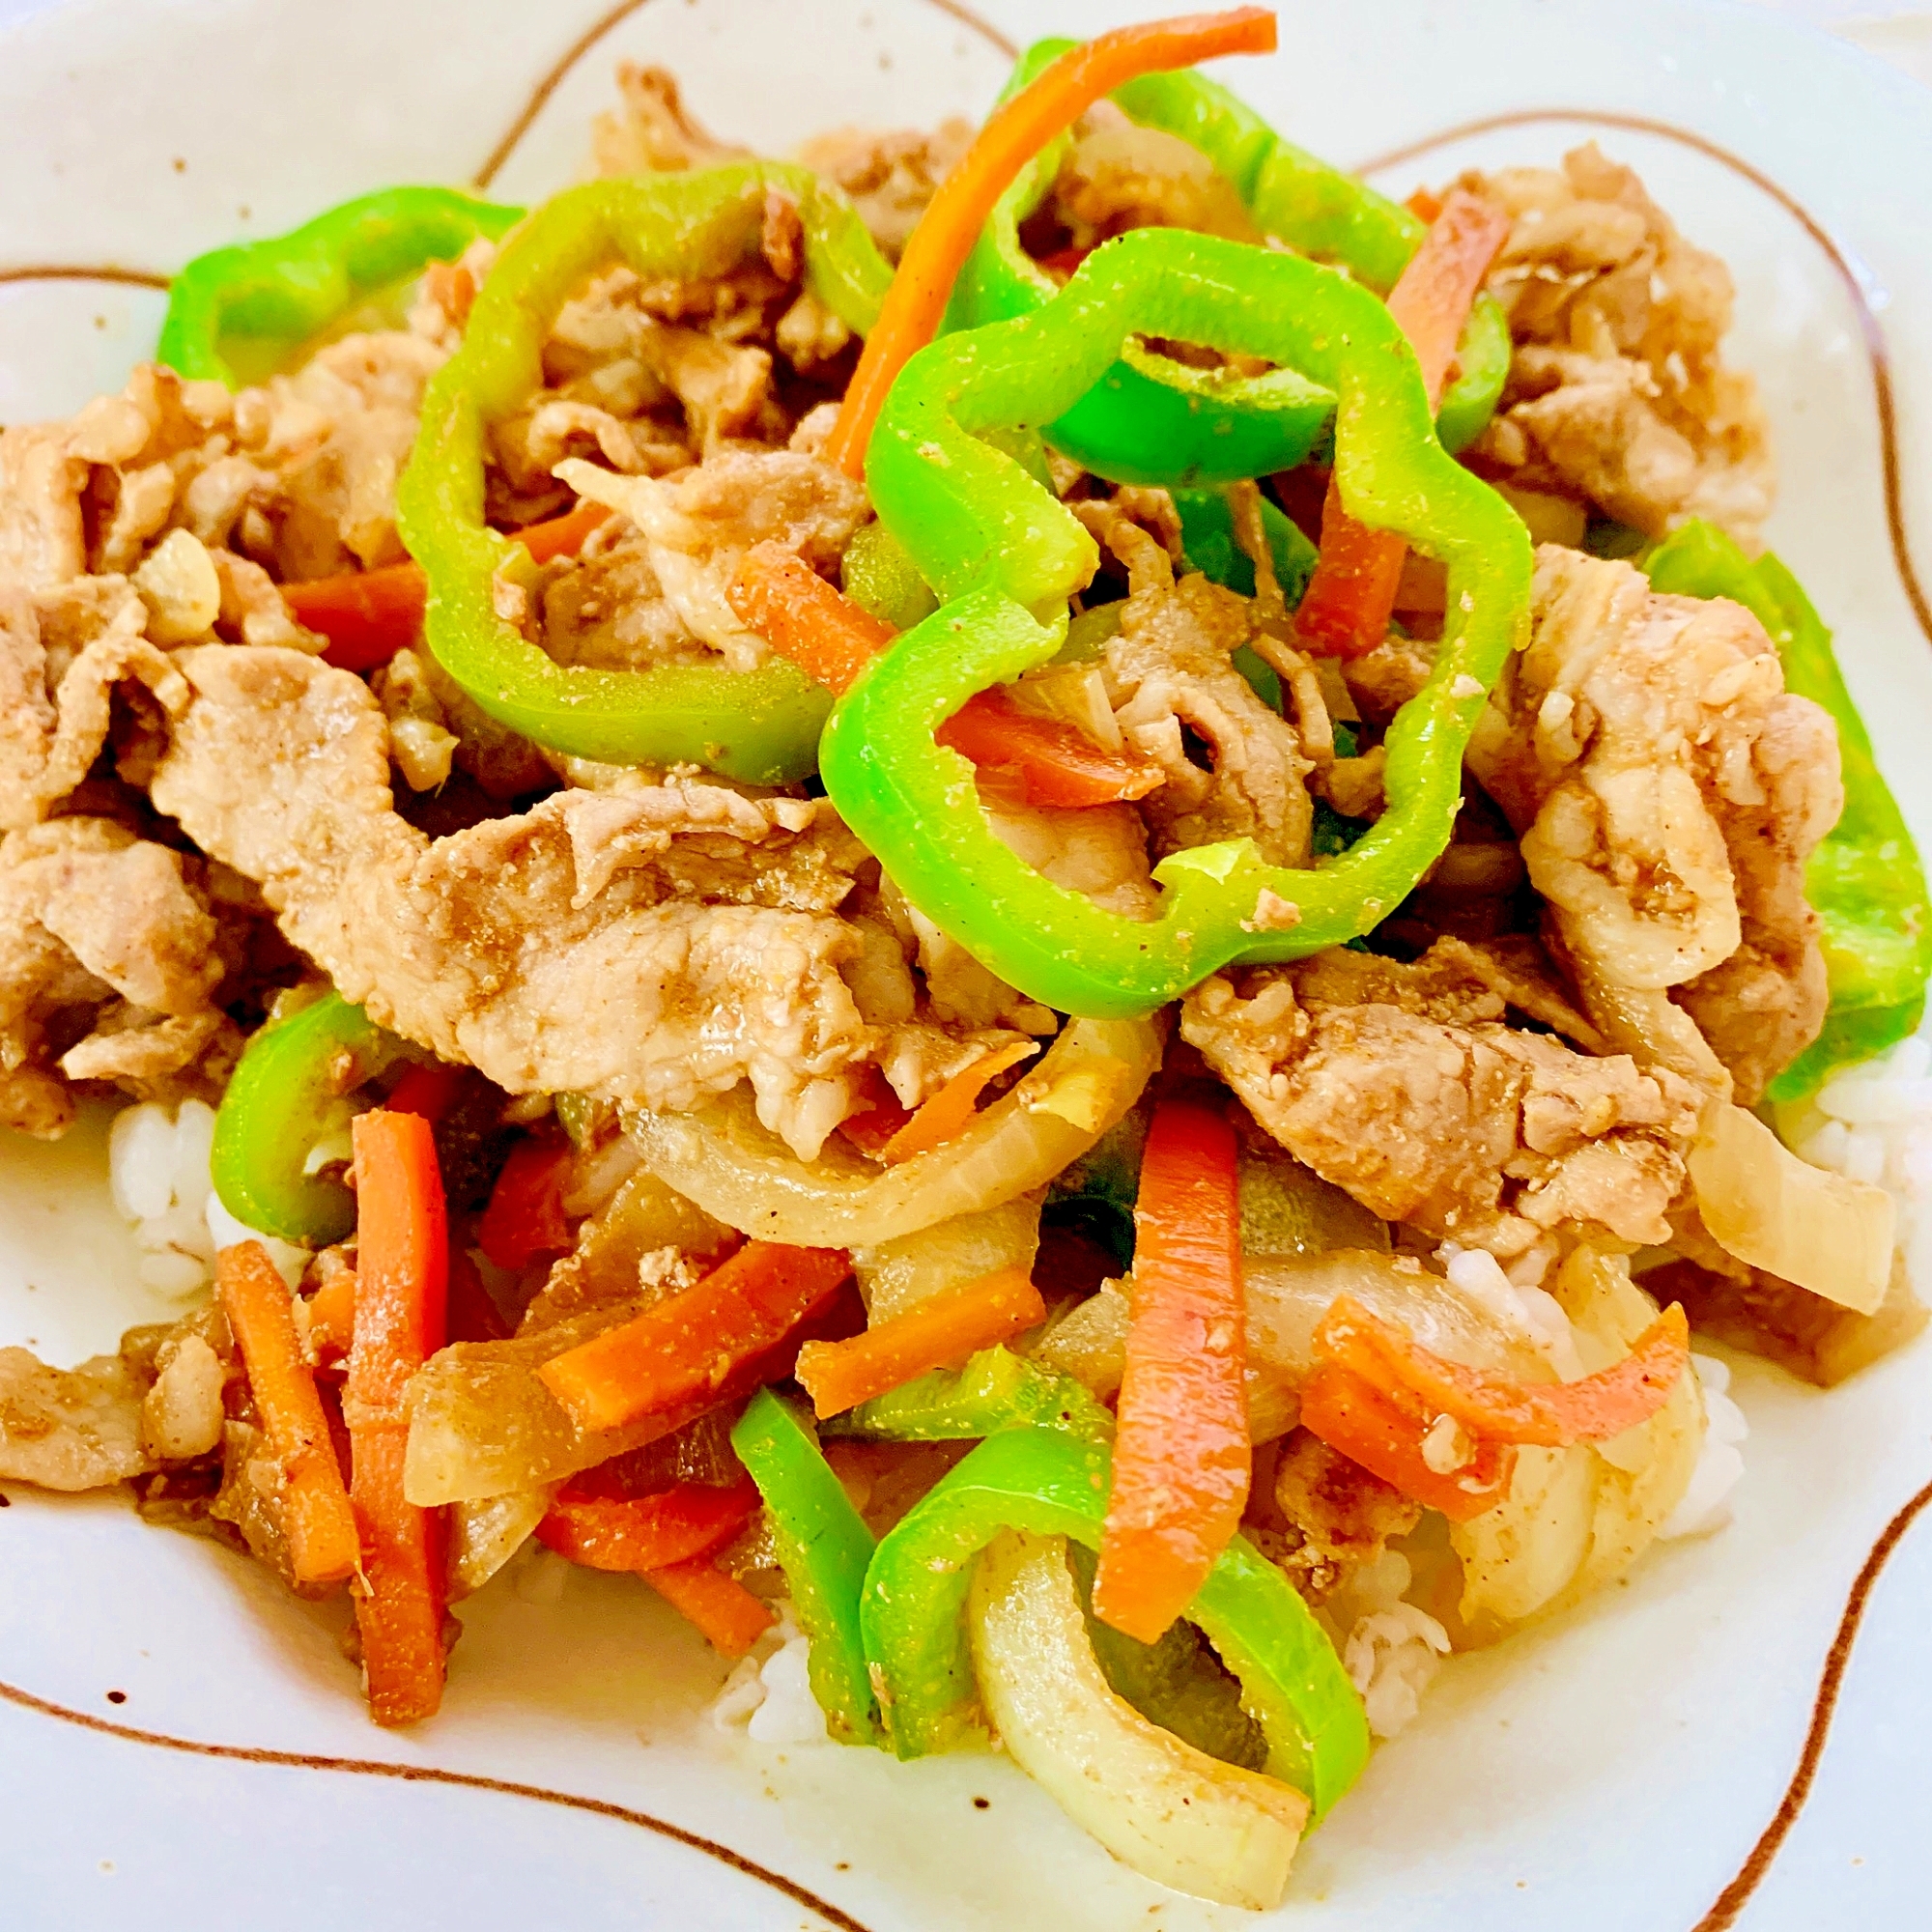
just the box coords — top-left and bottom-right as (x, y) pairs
(728, 1389), (879, 1746)
(158, 186), (525, 388)
(395, 167), (893, 782)
(825, 224), (1532, 1017)
(858, 1425), (1370, 1820)
(820, 1346), (1113, 1443)
(210, 991), (397, 1245)
(945, 41), (1510, 483)
(1644, 521), (1932, 1097)
(1171, 483), (1317, 609)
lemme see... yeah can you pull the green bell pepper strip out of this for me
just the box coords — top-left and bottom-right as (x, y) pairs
(858, 1425), (1370, 1819)
(1643, 521), (1932, 1098)
(819, 1346), (1114, 1443)
(946, 41), (1509, 484)
(1171, 483), (1317, 608)
(825, 225), (1532, 1018)
(210, 991), (398, 1246)
(394, 167), (893, 782)
(728, 1389), (880, 1746)
(157, 186), (526, 389)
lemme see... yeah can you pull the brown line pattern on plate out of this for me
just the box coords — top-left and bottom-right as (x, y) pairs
(0, 1670), (874, 1932)
(1355, 107), (1932, 652)
(1688, 1473), (1932, 1931)
(0, 264), (171, 291)
(469, 0), (1017, 192)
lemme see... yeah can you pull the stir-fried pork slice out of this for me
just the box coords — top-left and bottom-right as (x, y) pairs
(554, 449), (867, 671)
(0, 817), (231, 1137)
(1050, 120), (1262, 252)
(794, 118), (974, 263)
(1269, 1428), (1423, 1601)
(1467, 545), (1839, 1101)
(0, 1347), (154, 1490)
(0, 579), (186, 829)
(1182, 943), (1701, 1255)
(1102, 571), (1314, 869)
(1458, 144), (1774, 541)
(147, 646), (879, 1157)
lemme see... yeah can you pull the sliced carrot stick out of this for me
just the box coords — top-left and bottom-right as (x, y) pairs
(725, 542), (894, 696)
(538, 1243), (854, 1435)
(1093, 1092), (1249, 1644)
(936, 688), (1164, 810)
(303, 1265), (358, 1363)
(878, 1038), (1038, 1165)
(536, 1477), (761, 1573)
(291, 499), (610, 673)
(795, 1264), (1048, 1418)
(727, 544), (1159, 805)
(823, 7), (1279, 479)
(1297, 1361), (1516, 1522)
(643, 1553), (776, 1658)
(476, 1134), (575, 1273)
(1294, 189), (1513, 660)
(1313, 1294), (1690, 1448)
(347, 1109), (450, 1727)
(218, 1240), (361, 1587)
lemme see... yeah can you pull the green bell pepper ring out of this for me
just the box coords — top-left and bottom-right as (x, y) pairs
(820, 1345), (1114, 1444)
(394, 166), (893, 782)
(158, 186), (526, 389)
(824, 225), (1532, 1018)
(1643, 521), (1932, 1097)
(210, 990), (399, 1246)
(947, 41), (1509, 483)
(858, 1425), (1370, 1820)
(729, 1389), (880, 1746)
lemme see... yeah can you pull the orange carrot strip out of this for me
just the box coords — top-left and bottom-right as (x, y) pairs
(643, 1554), (776, 1658)
(725, 542), (894, 696)
(727, 545), (1159, 805)
(292, 500), (609, 672)
(822, 7), (1279, 478)
(877, 1038), (1038, 1165)
(1093, 1092), (1248, 1644)
(1297, 1361), (1516, 1522)
(1313, 1293), (1690, 1448)
(536, 1477), (761, 1573)
(1294, 189), (1513, 660)
(937, 688), (1165, 809)
(794, 1264), (1048, 1418)
(218, 1241), (360, 1586)
(347, 1109), (450, 1726)
(476, 1134), (575, 1273)
(303, 1265), (357, 1362)
(538, 1242), (854, 1435)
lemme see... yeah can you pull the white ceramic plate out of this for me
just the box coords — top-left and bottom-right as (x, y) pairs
(3, 1), (1930, 1925)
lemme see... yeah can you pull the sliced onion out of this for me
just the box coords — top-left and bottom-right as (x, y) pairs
(628, 1016), (1160, 1249)
(968, 1529), (1308, 1911)
(1243, 1250), (1552, 1384)
(855, 1197), (1042, 1323)
(450, 1485), (557, 1596)
(1689, 1103), (1894, 1314)
(1453, 1246), (1705, 1634)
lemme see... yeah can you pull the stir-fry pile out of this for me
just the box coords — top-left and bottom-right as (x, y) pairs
(3, 10), (1928, 1910)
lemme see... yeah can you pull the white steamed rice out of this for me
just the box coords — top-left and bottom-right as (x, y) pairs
(107, 1099), (308, 1295)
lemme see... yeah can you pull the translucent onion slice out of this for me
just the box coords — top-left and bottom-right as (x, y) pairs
(1689, 1103), (1894, 1314)
(1243, 1250), (1552, 1382)
(968, 1529), (1308, 1911)
(629, 1016), (1161, 1249)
